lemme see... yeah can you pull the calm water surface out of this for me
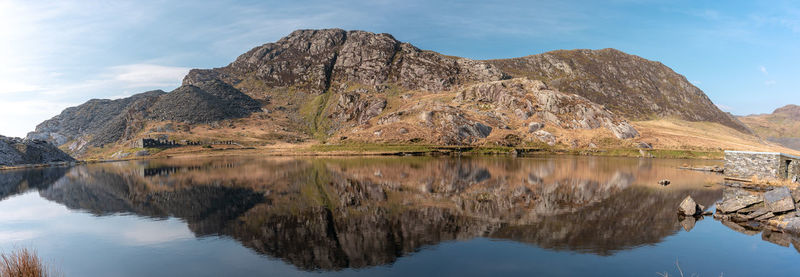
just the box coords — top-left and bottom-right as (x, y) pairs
(0, 156), (798, 276)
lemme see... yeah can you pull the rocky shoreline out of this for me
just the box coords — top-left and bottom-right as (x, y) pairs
(711, 185), (800, 236)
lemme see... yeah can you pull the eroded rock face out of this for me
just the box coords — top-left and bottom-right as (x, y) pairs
(456, 78), (638, 139)
(487, 49), (752, 134)
(326, 93), (387, 134)
(185, 29), (508, 94)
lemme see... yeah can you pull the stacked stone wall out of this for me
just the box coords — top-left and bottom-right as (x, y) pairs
(725, 151), (800, 181)
(724, 152), (782, 179)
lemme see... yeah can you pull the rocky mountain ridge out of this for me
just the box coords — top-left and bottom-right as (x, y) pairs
(487, 49), (752, 134)
(26, 28), (750, 158)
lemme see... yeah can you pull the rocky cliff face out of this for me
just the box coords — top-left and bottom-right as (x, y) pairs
(28, 29), (747, 157)
(0, 136), (75, 166)
(487, 49), (752, 134)
(739, 104), (800, 150)
(28, 79), (261, 154)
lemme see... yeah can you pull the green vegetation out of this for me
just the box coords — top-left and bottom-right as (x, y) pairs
(305, 142), (723, 159)
(299, 92), (333, 140)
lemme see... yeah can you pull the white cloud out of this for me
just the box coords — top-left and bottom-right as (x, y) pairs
(109, 64), (191, 88)
(759, 65), (768, 75)
(765, 80), (777, 86)
(0, 63), (187, 137)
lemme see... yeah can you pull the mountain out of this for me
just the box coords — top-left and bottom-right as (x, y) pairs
(26, 29), (762, 158)
(738, 105), (800, 150)
(28, 79), (261, 154)
(0, 135), (75, 166)
(486, 49), (752, 134)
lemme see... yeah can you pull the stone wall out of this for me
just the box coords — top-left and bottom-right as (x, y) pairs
(725, 151), (800, 180)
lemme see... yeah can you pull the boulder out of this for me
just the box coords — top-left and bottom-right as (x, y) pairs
(717, 188), (764, 213)
(533, 130), (556, 146)
(764, 187), (796, 213)
(678, 195), (700, 216)
(781, 217), (800, 234)
(527, 122), (544, 132)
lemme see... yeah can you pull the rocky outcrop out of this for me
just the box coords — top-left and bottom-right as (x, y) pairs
(456, 78), (638, 139)
(27, 79), (260, 154)
(27, 90), (166, 146)
(714, 186), (800, 237)
(148, 82), (260, 124)
(0, 136), (75, 166)
(185, 29), (508, 94)
(487, 49), (752, 134)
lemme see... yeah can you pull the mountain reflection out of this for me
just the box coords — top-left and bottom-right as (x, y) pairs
(0, 156), (723, 270)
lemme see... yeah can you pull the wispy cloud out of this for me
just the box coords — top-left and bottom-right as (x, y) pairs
(765, 80), (777, 86)
(759, 65), (768, 75)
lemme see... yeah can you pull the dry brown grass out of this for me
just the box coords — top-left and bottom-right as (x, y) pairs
(748, 176), (800, 189)
(633, 119), (800, 155)
(0, 248), (56, 277)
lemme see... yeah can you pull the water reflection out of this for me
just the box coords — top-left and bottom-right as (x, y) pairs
(0, 156), (725, 271)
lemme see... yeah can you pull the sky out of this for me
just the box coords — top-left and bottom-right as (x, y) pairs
(1, 0), (799, 137)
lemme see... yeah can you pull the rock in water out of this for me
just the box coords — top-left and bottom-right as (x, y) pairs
(678, 195), (697, 216)
(764, 187), (796, 213)
(717, 188), (764, 213)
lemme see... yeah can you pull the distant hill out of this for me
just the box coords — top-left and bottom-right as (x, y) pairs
(25, 29), (768, 158)
(738, 105), (800, 150)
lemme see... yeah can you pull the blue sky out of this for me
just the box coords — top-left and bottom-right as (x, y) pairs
(1, 0), (799, 137)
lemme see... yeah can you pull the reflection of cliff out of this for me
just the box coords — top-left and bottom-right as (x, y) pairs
(0, 166), (68, 200)
(491, 186), (719, 256)
(4, 156), (724, 271)
(38, 165), (265, 236)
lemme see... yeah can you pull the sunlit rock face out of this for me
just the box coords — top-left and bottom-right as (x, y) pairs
(1, 156), (724, 270)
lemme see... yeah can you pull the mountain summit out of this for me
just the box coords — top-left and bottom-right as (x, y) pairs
(26, 29), (758, 158)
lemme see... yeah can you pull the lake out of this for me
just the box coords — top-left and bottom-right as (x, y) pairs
(1, 155), (799, 276)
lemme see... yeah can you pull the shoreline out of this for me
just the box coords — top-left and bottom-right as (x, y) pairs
(0, 144), (724, 171)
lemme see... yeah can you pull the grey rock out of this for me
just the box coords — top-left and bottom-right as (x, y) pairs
(678, 195), (697, 216)
(637, 142), (652, 149)
(717, 188), (764, 213)
(527, 122), (544, 132)
(764, 187), (796, 213)
(0, 136), (75, 166)
(533, 130), (556, 146)
(782, 217), (800, 234)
